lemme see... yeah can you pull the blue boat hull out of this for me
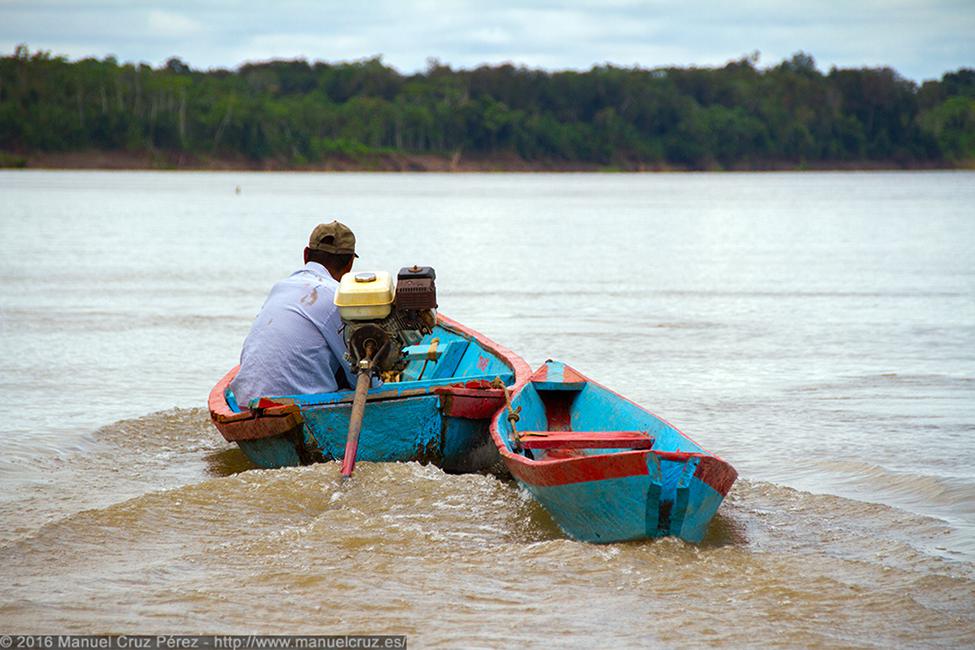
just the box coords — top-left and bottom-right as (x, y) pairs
(518, 455), (731, 543)
(490, 361), (737, 543)
(211, 315), (531, 472)
(235, 394), (503, 472)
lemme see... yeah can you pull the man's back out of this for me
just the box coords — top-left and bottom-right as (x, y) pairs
(230, 261), (355, 406)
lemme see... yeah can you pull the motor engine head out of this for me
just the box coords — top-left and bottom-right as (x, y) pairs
(334, 266), (438, 376)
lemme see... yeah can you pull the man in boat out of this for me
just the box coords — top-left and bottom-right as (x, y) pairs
(229, 221), (359, 407)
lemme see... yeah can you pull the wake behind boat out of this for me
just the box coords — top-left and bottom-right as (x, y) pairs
(490, 360), (737, 543)
(209, 252), (733, 544)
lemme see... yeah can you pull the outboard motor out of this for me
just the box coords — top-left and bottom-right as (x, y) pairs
(333, 265), (437, 476)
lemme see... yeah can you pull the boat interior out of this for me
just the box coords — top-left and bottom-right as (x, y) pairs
(505, 361), (704, 461)
(230, 323), (515, 411)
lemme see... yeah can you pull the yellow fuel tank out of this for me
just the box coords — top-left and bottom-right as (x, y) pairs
(334, 271), (395, 320)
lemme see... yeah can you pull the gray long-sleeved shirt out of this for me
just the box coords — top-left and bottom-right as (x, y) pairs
(230, 261), (355, 406)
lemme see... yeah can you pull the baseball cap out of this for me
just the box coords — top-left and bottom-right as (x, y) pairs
(308, 221), (358, 257)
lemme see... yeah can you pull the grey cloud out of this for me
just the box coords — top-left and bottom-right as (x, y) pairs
(0, 0), (972, 80)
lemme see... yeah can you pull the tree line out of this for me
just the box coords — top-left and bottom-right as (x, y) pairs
(1, 45), (973, 169)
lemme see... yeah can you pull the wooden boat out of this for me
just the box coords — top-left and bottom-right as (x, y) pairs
(490, 360), (737, 543)
(209, 314), (531, 472)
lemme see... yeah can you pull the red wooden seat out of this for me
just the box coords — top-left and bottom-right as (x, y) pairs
(518, 431), (654, 450)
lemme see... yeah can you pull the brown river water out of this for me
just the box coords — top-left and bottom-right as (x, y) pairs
(1, 171), (973, 647)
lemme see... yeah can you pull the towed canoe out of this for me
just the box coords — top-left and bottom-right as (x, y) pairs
(490, 360), (737, 543)
(210, 314), (531, 472)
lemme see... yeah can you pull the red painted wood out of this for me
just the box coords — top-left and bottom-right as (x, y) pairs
(252, 397), (296, 410)
(505, 450), (651, 487)
(544, 449), (585, 460)
(207, 365), (239, 420)
(208, 365), (304, 442)
(436, 386), (506, 419)
(489, 360), (738, 498)
(693, 456), (738, 497)
(519, 431), (654, 449)
(341, 370), (372, 477)
(529, 363), (586, 385)
(540, 391), (572, 431)
(560, 366), (588, 384)
(531, 363), (549, 382)
(431, 314), (532, 419)
(213, 411), (303, 442)
(652, 450), (702, 462)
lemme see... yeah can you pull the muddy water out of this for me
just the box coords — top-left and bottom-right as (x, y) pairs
(1, 171), (973, 646)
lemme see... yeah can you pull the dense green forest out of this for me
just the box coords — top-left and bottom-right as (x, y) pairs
(1, 45), (973, 169)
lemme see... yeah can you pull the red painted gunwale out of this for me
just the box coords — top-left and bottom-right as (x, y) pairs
(208, 313), (532, 443)
(208, 366), (303, 442)
(488, 363), (738, 496)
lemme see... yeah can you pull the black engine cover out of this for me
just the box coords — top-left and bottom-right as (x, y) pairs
(396, 266), (437, 310)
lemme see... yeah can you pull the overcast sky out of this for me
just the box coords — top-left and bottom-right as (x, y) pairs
(2, 0), (972, 82)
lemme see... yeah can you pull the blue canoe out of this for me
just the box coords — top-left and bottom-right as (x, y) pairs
(490, 360), (737, 543)
(210, 314), (531, 472)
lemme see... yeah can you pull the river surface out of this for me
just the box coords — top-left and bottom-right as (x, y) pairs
(0, 170), (973, 647)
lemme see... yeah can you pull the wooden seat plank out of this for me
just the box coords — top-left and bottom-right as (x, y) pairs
(519, 431), (654, 450)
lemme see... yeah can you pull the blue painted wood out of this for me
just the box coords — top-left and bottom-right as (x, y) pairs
(456, 339), (512, 378)
(225, 388), (241, 413)
(675, 473), (727, 541)
(270, 371), (513, 408)
(237, 435), (302, 468)
(544, 361), (565, 383)
(502, 359), (734, 544)
(400, 340), (470, 381)
(644, 453), (663, 534)
(401, 329), (471, 381)
(402, 343), (442, 361)
(302, 395), (443, 462)
(569, 384), (703, 455)
(523, 454), (726, 543)
(526, 475), (652, 542)
(441, 417), (497, 473)
(503, 384), (546, 451)
(427, 340), (470, 380)
(229, 320), (523, 473)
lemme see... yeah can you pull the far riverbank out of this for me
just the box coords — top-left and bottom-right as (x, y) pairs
(2, 149), (969, 172)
